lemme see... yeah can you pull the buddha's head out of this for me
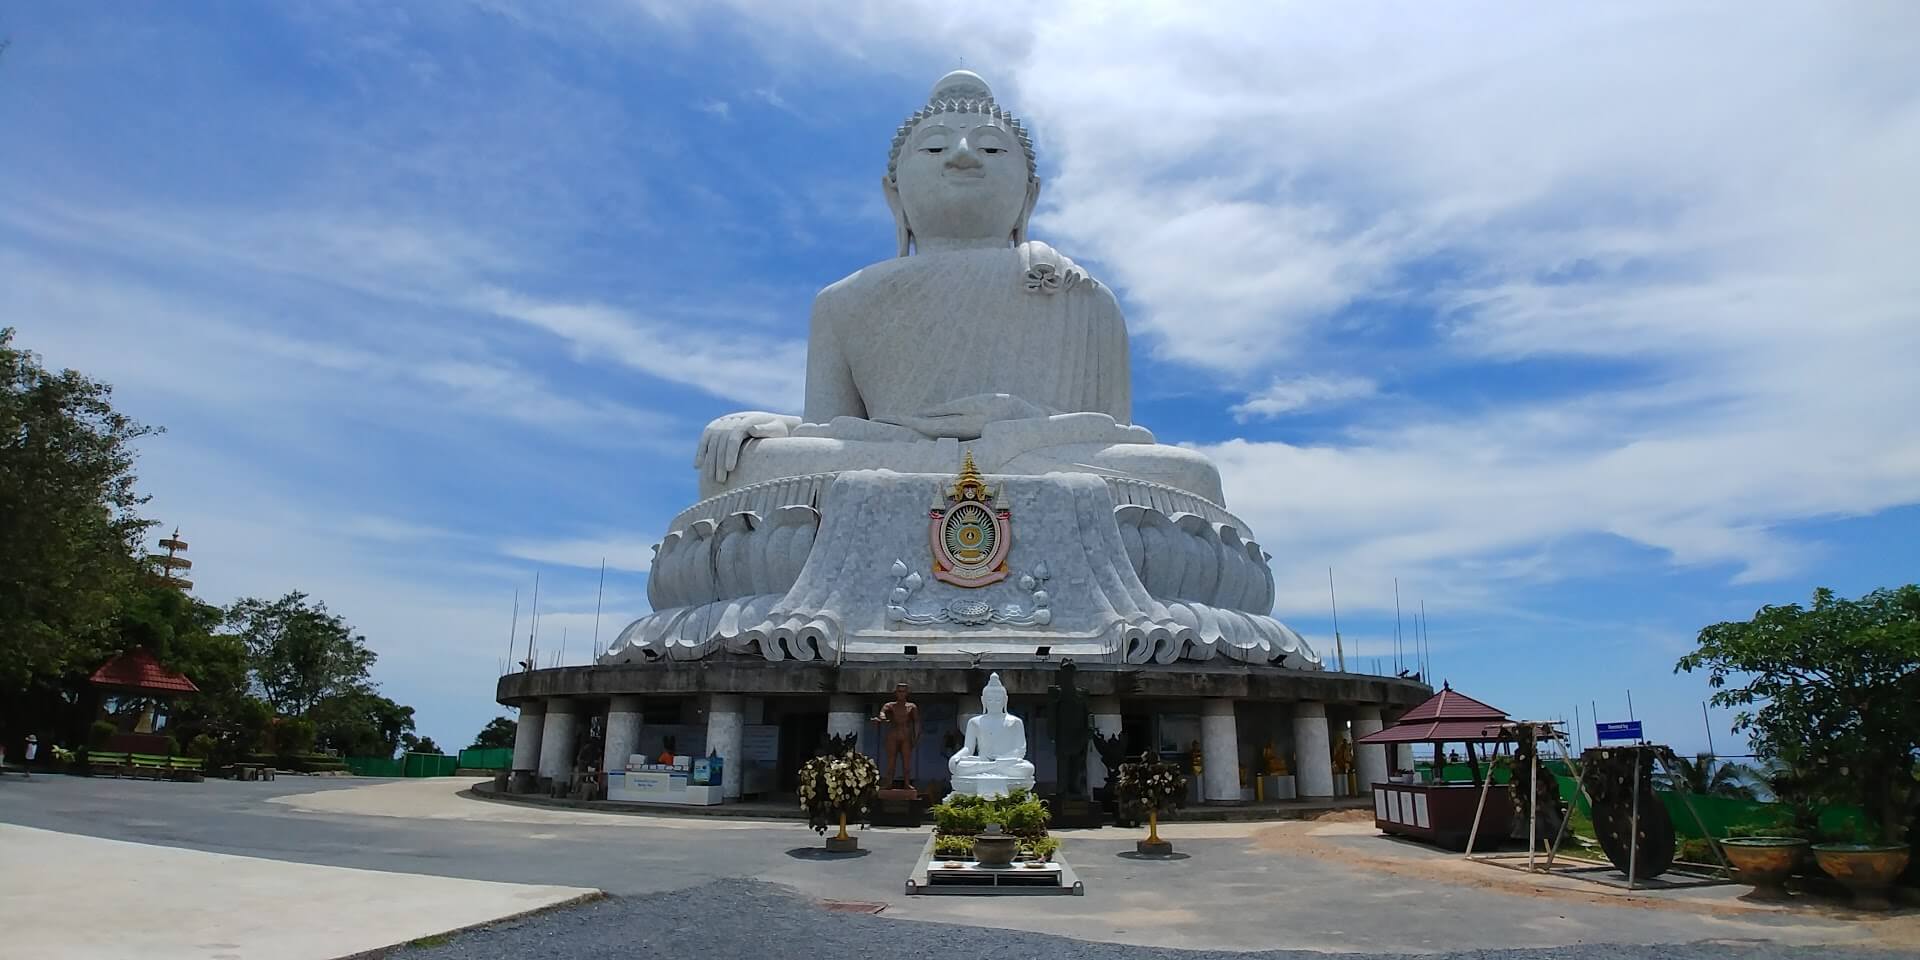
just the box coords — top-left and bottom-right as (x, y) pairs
(885, 70), (1039, 256)
(981, 672), (1010, 715)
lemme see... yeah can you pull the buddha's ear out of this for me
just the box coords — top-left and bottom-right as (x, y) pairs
(1012, 177), (1040, 246)
(883, 174), (913, 257)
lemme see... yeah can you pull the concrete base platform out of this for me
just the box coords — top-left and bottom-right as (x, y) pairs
(907, 833), (1084, 896)
(0, 823), (598, 960)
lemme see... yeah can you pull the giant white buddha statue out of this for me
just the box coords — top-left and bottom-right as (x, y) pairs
(602, 71), (1319, 670)
(693, 69), (1223, 505)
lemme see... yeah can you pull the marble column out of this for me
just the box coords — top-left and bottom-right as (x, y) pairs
(1200, 700), (1241, 803)
(706, 694), (746, 801)
(1088, 696), (1122, 791)
(1352, 706), (1388, 790)
(1292, 701), (1335, 799)
(537, 699), (578, 783)
(511, 701), (545, 773)
(603, 695), (644, 774)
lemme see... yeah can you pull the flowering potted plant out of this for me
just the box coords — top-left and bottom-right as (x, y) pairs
(1113, 751), (1188, 855)
(797, 734), (880, 852)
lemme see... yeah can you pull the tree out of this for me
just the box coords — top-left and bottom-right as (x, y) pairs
(1661, 751), (1760, 800)
(1676, 585), (1920, 845)
(309, 690), (415, 757)
(117, 579), (267, 761)
(469, 716), (517, 751)
(226, 592), (376, 716)
(401, 733), (442, 756)
(0, 328), (156, 694)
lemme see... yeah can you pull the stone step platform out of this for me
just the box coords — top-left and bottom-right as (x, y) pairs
(906, 835), (1083, 896)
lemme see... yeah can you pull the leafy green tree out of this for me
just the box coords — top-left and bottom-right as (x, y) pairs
(226, 592), (376, 716)
(0, 328), (156, 695)
(310, 690), (416, 757)
(1677, 585), (1920, 845)
(401, 733), (442, 755)
(1661, 752), (1760, 800)
(115, 579), (267, 760)
(469, 716), (518, 751)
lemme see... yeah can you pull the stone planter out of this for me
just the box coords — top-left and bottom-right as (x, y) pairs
(1135, 809), (1173, 856)
(1811, 843), (1911, 911)
(971, 831), (1018, 867)
(824, 812), (859, 853)
(1719, 837), (1808, 900)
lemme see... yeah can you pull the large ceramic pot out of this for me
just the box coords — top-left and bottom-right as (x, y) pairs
(971, 830), (1018, 867)
(1811, 843), (1911, 911)
(1719, 837), (1808, 900)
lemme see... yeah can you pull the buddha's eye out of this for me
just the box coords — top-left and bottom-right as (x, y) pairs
(922, 146), (944, 154)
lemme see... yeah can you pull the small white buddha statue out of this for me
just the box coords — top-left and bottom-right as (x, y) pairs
(947, 672), (1035, 798)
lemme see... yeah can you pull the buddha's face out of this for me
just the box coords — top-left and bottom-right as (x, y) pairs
(893, 112), (1033, 244)
(982, 685), (1008, 715)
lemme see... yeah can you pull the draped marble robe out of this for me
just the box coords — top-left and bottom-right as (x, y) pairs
(803, 241), (1130, 431)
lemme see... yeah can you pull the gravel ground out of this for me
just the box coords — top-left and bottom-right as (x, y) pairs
(398, 879), (1916, 960)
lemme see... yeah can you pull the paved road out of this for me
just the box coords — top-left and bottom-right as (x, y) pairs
(1, 775), (1910, 959)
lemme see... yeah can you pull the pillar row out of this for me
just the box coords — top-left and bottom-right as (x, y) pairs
(706, 694), (745, 800)
(1200, 699), (1240, 802)
(1352, 706), (1388, 790)
(537, 699), (578, 782)
(511, 702), (546, 773)
(1292, 701), (1335, 799)
(603, 694), (644, 774)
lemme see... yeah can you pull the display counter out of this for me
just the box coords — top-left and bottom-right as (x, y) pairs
(606, 760), (723, 806)
(1373, 780), (1514, 851)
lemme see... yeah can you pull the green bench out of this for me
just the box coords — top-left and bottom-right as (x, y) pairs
(87, 752), (203, 780)
(87, 751), (132, 776)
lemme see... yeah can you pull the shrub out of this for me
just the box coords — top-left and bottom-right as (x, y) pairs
(266, 717), (318, 756)
(1113, 752), (1188, 821)
(933, 834), (974, 858)
(1018, 836), (1060, 861)
(186, 734), (218, 760)
(796, 741), (880, 835)
(1677, 838), (1717, 864)
(88, 720), (118, 750)
(928, 789), (1051, 838)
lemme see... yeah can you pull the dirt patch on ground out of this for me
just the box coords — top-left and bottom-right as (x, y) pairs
(1249, 822), (1920, 948)
(1302, 807), (1375, 823)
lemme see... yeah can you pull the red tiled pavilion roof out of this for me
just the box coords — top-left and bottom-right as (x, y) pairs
(89, 649), (199, 695)
(1356, 685), (1511, 745)
(1393, 685), (1507, 722)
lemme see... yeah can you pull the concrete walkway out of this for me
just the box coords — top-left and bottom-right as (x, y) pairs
(0, 823), (596, 960)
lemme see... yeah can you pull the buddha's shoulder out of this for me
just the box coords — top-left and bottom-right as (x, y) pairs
(814, 243), (1115, 315)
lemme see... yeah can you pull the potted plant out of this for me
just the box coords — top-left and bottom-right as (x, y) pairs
(1720, 823), (1810, 901)
(797, 734), (879, 853)
(1678, 585), (1919, 910)
(1113, 751), (1188, 856)
(926, 789), (1056, 865)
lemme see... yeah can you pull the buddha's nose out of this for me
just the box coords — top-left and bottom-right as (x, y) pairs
(946, 140), (984, 169)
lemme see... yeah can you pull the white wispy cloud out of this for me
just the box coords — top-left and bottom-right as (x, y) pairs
(1232, 375), (1377, 420)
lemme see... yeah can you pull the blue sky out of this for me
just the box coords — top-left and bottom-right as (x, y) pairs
(5, 3), (1918, 755)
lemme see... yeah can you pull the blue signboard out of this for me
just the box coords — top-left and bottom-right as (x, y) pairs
(1595, 721), (1643, 742)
